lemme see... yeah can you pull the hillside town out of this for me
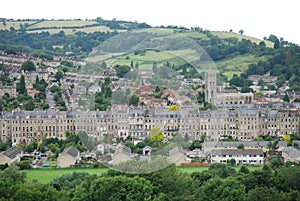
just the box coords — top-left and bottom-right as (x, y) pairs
(1, 49), (300, 167)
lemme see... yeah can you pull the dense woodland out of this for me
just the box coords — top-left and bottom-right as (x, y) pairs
(0, 162), (300, 201)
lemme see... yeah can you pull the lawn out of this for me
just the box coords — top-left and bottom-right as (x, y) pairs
(26, 165), (262, 184)
(26, 168), (108, 184)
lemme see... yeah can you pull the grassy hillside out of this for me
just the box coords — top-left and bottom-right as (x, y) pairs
(87, 27), (271, 78)
(0, 19), (145, 35)
(212, 31), (274, 48)
(0, 20), (38, 30)
(0, 19), (276, 78)
(215, 54), (269, 80)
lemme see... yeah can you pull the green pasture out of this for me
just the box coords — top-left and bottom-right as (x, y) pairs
(211, 31), (274, 48)
(0, 21), (37, 30)
(26, 165), (262, 184)
(26, 168), (108, 184)
(28, 20), (98, 29)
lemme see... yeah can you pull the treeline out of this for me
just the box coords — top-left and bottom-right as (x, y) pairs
(0, 29), (117, 57)
(95, 17), (151, 30)
(1, 162), (300, 200)
(246, 45), (300, 90)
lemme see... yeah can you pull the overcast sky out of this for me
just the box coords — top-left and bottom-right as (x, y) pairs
(2, 0), (299, 44)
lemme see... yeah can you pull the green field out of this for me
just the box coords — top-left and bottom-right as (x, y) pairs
(28, 20), (97, 29)
(215, 54), (269, 80)
(26, 165), (262, 184)
(0, 21), (37, 30)
(1, 19), (118, 35)
(105, 49), (192, 71)
(26, 168), (108, 184)
(27, 26), (114, 35)
(211, 31), (274, 48)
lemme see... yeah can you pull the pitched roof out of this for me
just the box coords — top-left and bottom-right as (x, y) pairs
(2, 147), (21, 159)
(203, 141), (287, 148)
(64, 146), (80, 158)
(211, 149), (263, 156)
(282, 147), (300, 159)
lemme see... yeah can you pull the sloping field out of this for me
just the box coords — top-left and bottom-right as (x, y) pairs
(212, 31), (274, 48)
(0, 21), (37, 30)
(28, 20), (98, 29)
(27, 26), (113, 35)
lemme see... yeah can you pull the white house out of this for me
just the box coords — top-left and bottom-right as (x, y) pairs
(210, 149), (264, 165)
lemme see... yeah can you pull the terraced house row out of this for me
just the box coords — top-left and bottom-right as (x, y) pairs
(0, 104), (299, 144)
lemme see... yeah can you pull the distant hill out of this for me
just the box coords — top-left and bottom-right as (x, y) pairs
(1, 18), (299, 90)
(0, 18), (151, 34)
(87, 27), (274, 79)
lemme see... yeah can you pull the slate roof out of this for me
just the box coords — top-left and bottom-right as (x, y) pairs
(211, 149), (263, 156)
(64, 146), (80, 158)
(2, 147), (21, 159)
(282, 147), (300, 159)
(203, 141), (287, 148)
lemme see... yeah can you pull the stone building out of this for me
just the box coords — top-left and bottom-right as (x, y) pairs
(0, 105), (299, 145)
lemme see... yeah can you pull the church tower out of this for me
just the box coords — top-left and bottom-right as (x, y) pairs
(205, 72), (217, 105)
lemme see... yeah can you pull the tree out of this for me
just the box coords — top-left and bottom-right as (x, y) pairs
(195, 177), (246, 201)
(152, 61), (158, 73)
(0, 166), (26, 183)
(242, 169), (271, 192)
(239, 29), (244, 35)
(130, 61), (134, 68)
(150, 126), (164, 142)
(143, 164), (195, 200)
(168, 105), (180, 110)
(247, 187), (282, 201)
(191, 170), (216, 187)
(24, 99), (35, 110)
(100, 61), (107, 69)
(189, 140), (202, 150)
(18, 74), (27, 95)
(22, 60), (36, 72)
(62, 67), (68, 74)
(269, 156), (283, 169)
(283, 93), (290, 102)
(268, 34), (280, 49)
(83, 176), (159, 201)
(115, 65), (131, 78)
(54, 70), (63, 82)
(283, 134), (291, 143)
(230, 158), (236, 166)
(239, 166), (250, 174)
(50, 172), (89, 191)
(208, 163), (236, 178)
(129, 94), (139, 106)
